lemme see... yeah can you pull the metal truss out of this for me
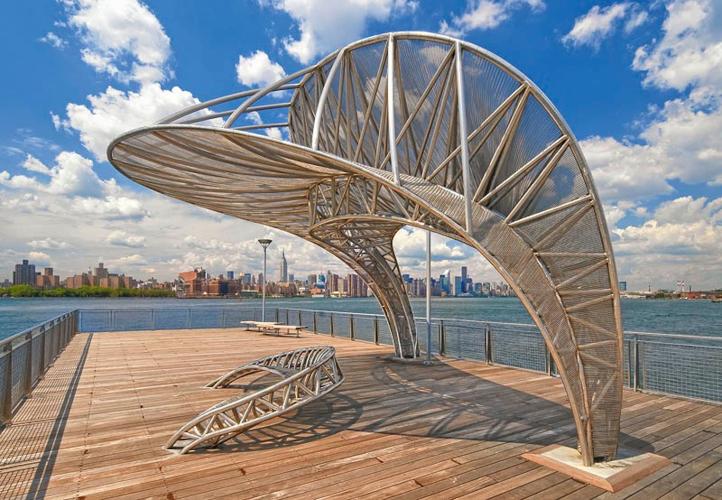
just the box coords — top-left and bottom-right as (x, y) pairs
(167, 346), (343, 454)
(109, 32), (623, 465)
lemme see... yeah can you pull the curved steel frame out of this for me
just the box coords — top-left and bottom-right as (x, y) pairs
(108, 32), (623, 465)
(167, 346), (343, 454)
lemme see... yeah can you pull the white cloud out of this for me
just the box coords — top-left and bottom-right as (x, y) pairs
(264, 0), (417, 64)
(562, 3), (647, 49)
(624, 9), (648, 33)
(236, 50), (286, 87)
(60, 83), (203, 161)
(106, 229), (146, 248)
(633, 0), (722, 100)
(39, 32), (68, 49)
(440, 0), (545, 37)
(64, 0), (171, 84)
(2, 151), (111, 198)
(28, 251), (52, 266)
(245, 111), (285, 140)
(28, 238), (70, 250)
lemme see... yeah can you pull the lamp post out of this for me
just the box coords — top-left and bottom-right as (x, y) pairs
(425, 230), (432, 364)
(258, 239), (272, 320)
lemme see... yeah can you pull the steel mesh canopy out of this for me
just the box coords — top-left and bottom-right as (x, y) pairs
(107, 32), (624, 466)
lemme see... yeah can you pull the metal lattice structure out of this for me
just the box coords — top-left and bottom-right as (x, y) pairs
(167, 346), (343, 454)
(108, 32), (623, 464)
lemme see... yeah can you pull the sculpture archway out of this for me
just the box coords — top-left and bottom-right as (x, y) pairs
(108, 32), (624, 465)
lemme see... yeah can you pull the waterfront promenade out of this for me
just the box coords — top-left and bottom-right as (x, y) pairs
(2, 328), (721, 499)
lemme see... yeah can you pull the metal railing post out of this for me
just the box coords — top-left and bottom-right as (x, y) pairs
(633, 337), (640, 391)
(439, 320), (445, 355)
(39, 325), (46, 377)
(298, 310), (302, 327)
(349, 315), (355, 340)
(485, 323), (492, 364)
(2, 343), (12, 424)
(313, 312), (318, 333)
(275, 308), (279, 323)
(374, 317), (379, 345)
(627, 339), (633, 387)
(187, 308), (192, 328)
(25, 332), (33, 394)
(330, 314), (335, 337)
(221, 308), (225, 328)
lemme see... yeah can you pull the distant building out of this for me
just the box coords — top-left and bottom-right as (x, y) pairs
(242, 272), (252, 285)
(227, 271), (234, 280)
(36, 267), (60, 289)
(179, 268), (207, 297)
(94, 262), (109, 284)
(618, 281), (627, 292)
(280, 250), (288, 282)
(66, 273), (91, 288)
(13, 259), (36, 286)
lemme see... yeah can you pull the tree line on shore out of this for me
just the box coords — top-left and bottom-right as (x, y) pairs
(0, 285), (176, 298)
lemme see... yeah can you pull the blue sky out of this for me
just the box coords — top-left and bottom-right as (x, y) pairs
(1, 0), (720, 291)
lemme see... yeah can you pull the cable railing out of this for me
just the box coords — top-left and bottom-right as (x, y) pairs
(70, 304), (722, 404)
(0, 310), (78, 425)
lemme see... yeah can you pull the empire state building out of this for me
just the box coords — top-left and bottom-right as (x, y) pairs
(279, 250), (288, 283)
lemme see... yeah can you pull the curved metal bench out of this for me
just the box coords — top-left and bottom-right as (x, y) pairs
(166, 346), (343, 454)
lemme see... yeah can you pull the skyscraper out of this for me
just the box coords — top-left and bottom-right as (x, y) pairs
(280, 250), (288, 282)
(13, 259), (36, 285)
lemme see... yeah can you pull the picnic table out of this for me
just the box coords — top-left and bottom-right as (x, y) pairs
(240, 320), (305, 337)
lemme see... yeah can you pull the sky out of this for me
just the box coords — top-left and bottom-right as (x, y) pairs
(0, 0), (720, 291)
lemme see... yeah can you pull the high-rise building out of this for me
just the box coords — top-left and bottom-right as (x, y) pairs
(280, 250), (288, 282)
(618, 281), (627, 292)
(94, 262), (109, 281)
(36, 267), (60, 288)
(288, 273), (294, 283)
(454, 275), (463, 296)
(243, 273), (252, 285)
(227, 271), (235, 280)
(307, 274), (317, 287)
(13, 259), (36, 285)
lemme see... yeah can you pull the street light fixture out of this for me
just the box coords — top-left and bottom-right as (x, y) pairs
(258, 239), (272, 320)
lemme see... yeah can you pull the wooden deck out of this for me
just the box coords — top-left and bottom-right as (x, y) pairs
(1, 329), (721, 499)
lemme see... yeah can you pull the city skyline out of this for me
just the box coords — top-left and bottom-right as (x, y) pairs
(5, 253), (719, 296)
(0, 1), (720, 291)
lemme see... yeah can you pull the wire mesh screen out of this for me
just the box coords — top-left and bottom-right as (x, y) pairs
(414, 319), (440, 355)
(377, 319), (394, 345)
(637, 341), (722, 401)
(31, 334), (42, 383)
(353, 316), (376, 343)
(11, 342), (29, 409)
(300, 310), (316, 332)
(442, 321), (485, 361)
(79, 310), (112, 332)
(315, 311), (332, 335)
(333, 315), (352, 338)
(490, 323), (547, 372)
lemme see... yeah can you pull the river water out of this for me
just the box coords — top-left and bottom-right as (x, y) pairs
(1, 296), (720, 340)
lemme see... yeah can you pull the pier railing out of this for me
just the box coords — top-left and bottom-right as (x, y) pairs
(0, 310), (78, 424)
(72, 305), (722, 404)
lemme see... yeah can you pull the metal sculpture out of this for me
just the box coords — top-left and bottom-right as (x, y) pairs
(108, 32), (623, 464)
(167, 346), (343, 454)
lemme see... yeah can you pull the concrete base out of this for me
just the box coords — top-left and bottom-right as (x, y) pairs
(522, 445), (670, 492)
